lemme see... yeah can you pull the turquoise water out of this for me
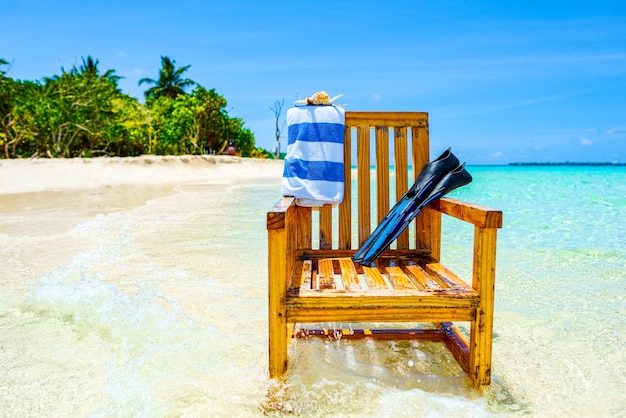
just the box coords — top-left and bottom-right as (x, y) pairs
(1, 165), (625, 416)
(461, 166), (626, 416)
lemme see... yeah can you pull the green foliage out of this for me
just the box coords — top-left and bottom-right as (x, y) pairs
(0, 56), (259, 159)
(0, 58), (9, 77)
(0, 77), (39, 158)
(31, 60), (128, 157)
(139, 56), (195, 99)
(145, 86), (249, 155)
(250, 147), (276, 159)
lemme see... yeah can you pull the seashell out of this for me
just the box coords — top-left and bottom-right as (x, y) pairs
(295, 91), (345, 106)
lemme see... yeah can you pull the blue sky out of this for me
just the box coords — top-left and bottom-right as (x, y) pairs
(2, 1), (625, 164)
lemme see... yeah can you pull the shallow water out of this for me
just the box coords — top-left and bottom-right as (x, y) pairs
(1, 166), (625, 416)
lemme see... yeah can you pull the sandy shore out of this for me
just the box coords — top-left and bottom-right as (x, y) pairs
(0, 155), (284, 195)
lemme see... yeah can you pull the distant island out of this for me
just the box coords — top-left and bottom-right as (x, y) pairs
(509, 162), (625, 166)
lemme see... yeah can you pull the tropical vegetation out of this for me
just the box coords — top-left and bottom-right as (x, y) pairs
(0, 55), (273, 159)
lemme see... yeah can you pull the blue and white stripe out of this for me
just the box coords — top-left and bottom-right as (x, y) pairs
(281, 105), (346, 207)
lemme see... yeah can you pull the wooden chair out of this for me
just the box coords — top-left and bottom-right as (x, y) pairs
(267, 111), (502, 388)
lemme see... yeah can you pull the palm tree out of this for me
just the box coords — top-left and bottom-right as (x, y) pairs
(139, 56), (196, 99)
(76, 55), (122, 86)
(78, 55), (100, 75)
(0, 58), (9, 77)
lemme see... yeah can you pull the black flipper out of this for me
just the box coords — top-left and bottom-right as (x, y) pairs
(352, 148), (460, 263)
(358, 163), (472, 265)
(356, 161), (472, 266)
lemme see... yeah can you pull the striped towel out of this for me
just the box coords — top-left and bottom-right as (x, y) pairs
(281, 105), (346, 207)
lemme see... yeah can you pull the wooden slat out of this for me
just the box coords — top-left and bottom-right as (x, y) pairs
(440, 322), (470, 373)
(357, 125), (371, 245)
(361, 265), (388, 289)
(375, 126), (390, 224)
(394, 127), (409, 196)
(289, 260), (305, 290)
(412, 125), (431, 250)
(419, 207), (437, 255)
(431, 198), (503, 229)
(297, 249), (429, 260)
(317, 259), (336, 289)
(424, 265), (451, 289)
(412, 125), (430, 174)
(285, 201), (297, 295)
(311, 263), (318, 290)
(319, 204), (332, 249)
(345, 111), (428, 127)
(384, 265), (416, 290)
(300, 260), (313, 290)
(338, 126), (352, 249)
(295, 205), (312, 250)
(287, 307), (477, 323)
(404, 264), (436, 290)
(294, 327), (446, 341)
(394, 127), (410, 249)
(338, 258), (361, 290)
(288, 289), (477, 304)
(425, 261), (472, 290)
(428, 207), (442, 260)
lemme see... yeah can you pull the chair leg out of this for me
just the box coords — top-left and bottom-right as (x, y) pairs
(268, 227), (289, 379)
(469, 309), (493, 388)
(268, 297), (288, 379)
(469, 226), (497, 388)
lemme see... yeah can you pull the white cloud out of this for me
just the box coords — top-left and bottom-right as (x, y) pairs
(133, 68), (144, 76)
(490, 151), (504, 158)
(579, 136), (593, 146)
(372, 93), (382, 100)
(603, 128), (626, 135)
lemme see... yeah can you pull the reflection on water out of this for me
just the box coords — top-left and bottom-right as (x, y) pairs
(1, 167), (625, 416)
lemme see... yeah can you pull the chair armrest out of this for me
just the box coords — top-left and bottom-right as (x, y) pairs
(267, 197), (296, 230)
(431, 198), (502, 229)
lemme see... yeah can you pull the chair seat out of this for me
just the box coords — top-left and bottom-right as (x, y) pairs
(286, 255), (478, 323)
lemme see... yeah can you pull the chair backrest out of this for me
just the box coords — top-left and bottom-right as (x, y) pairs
(297, 111), (436, 254)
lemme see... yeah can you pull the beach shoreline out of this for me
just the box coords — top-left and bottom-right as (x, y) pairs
(0, 155), (284, 195)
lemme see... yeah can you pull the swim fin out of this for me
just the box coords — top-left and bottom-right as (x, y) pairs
(352, 148), (460, 263)
(356, 163), (472, 265)
(353, 150), (472, 266)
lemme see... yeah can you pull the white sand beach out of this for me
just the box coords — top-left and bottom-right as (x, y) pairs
(0, 155), (284, 195)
